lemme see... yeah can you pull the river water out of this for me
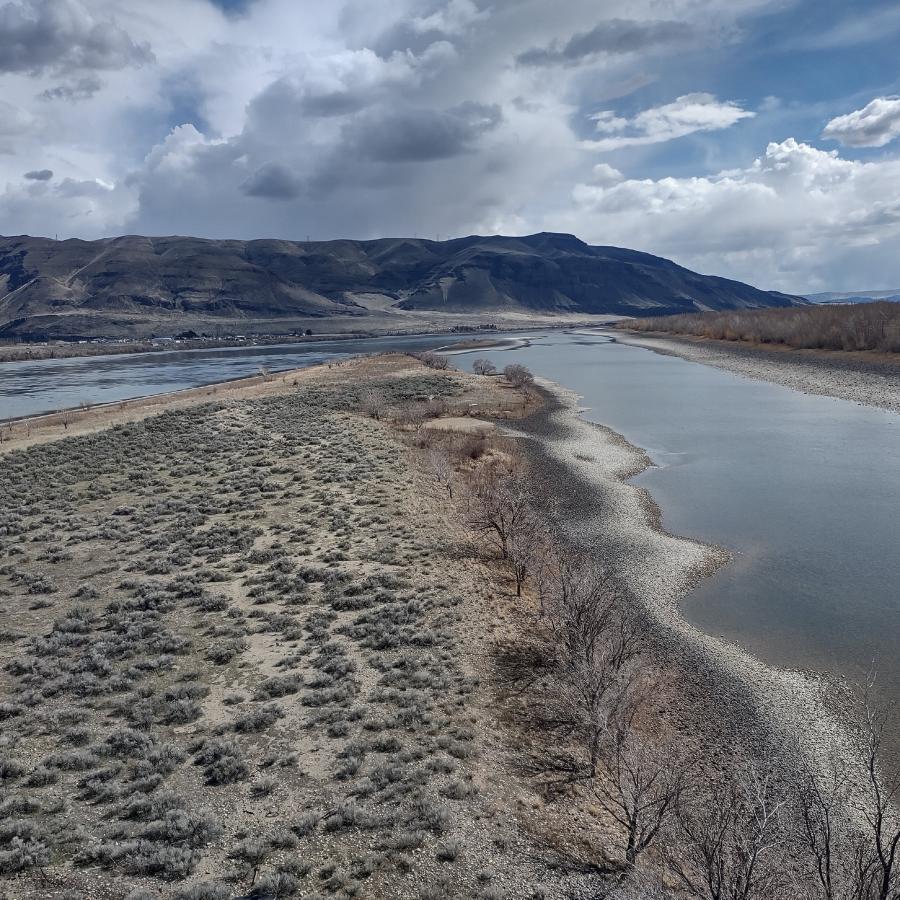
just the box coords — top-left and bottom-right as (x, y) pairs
(2, 329), (899, 698)
(474, 331), (900, 696)
(0, 333), (459, 420)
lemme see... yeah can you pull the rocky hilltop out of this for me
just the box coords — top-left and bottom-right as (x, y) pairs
(0, 231), (801, 339)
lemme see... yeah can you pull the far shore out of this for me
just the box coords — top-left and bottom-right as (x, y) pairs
(0, 316), (622, 364)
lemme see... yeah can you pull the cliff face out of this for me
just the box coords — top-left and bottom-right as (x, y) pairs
(0, 231), (801, 339)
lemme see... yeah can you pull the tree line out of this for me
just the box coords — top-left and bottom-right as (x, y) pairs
(626, 303), (900, 353)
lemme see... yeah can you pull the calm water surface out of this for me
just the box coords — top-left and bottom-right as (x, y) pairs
(478, 332), (900, 694)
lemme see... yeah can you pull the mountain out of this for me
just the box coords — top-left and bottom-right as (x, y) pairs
(0, 232), (803, 340)
(804, 290), (900, 305)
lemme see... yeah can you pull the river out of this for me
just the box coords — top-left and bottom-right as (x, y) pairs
(3, 328), (899, 700)
(0, 333), (462, 420)
(472, 331), (900, 699)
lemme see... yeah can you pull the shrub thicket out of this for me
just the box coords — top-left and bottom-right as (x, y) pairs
(626, 302), (900, 352)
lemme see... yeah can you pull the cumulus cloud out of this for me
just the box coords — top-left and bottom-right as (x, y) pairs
(0, 0), (896, 293)
(24, 168), (53, 180)
(588, 163), (624, 186)
(567, 138), (900, 290)
(0, 0), (153, 75)
(356, 102), (502, 162)
(0, 169), (133, 237)
(244, 45), (443, 124)
(517, 18), (695, 66)
(410, 0), (486, 36)
(822, 97), (900, 148)
(583, 93), (755, 151)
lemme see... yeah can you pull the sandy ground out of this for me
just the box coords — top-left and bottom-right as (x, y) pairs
(616, 331), (900, 414)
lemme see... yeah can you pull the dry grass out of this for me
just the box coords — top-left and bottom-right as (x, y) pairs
(0, 356), (565, 898)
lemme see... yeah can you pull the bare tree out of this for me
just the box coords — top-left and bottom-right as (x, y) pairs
(472, 357), (497, 376)
(424, 397), (448, 418)
(418, 351), (451, 370)
(466, 470), (533, 560)
(669, 769), (788, 900)
(793, 746), (862, 900)
(359, 387), (387, 421)
(424, 448), (455, 500)
(503, 363), (534, 388)
(854, 681), (900, 900)
(539, 552), (643, 777)
(592, 704), (690, 868)
(393, 401), (427, 430)
(507, 524), (548, 597)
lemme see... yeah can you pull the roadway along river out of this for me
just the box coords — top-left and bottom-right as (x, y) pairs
(474, 331), (900, 699)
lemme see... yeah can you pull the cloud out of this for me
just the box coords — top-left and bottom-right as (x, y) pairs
(583, 93), (755, 151)
(355, 102), (502, 163)
(0, 100), (34, 136)
(245, 46), (433, 123)
(517, 18), (695, 67)
(0, 170), (133, 237)
(0, 0), (153, 75)
(794, 4), (900, 50)
(410, 0), (486, 36)
(208, 0), (256, 14)
(24, 168), (53, 180)
(567, 138), (900, 290)
(822, 97), (900, 148)
(241, 162), (302, 200)
(588, 163), (624, 186)
(40, 75), (104, 101)
(56, 176), (114, 197)
(0, 0), (895, 294)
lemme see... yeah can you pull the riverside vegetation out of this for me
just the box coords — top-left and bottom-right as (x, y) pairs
(627, 302), (900, 353)
(1, 353), (899, 899)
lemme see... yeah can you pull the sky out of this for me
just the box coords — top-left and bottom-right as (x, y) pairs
(1, 0), (899, 292)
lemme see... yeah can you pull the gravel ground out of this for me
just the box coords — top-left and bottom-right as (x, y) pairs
(615, 332), (900, 414)
(502, 381), (865, 791)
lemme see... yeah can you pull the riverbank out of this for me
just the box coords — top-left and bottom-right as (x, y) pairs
(504, 381), (864, 795)
(616, 329), (900, 414)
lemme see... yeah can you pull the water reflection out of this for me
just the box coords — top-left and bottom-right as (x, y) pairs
(475, 332), (900, 695)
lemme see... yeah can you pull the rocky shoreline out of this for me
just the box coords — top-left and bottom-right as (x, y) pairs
(615, 330), (900, 414)
(503, 380), (864, 788)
